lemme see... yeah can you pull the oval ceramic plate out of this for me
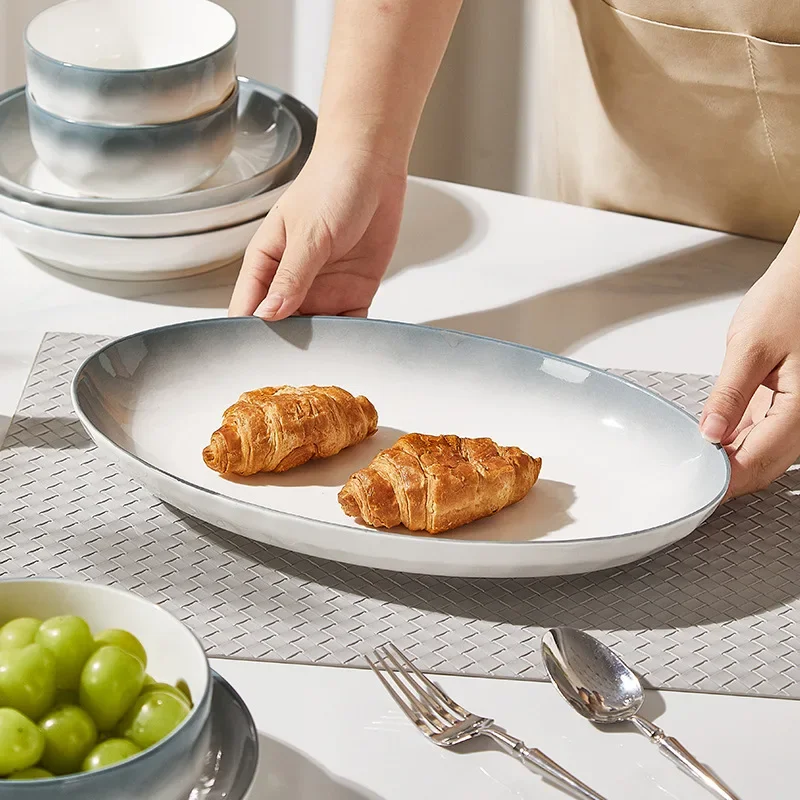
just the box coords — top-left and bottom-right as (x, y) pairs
(72, 317), (729, 578)
(0, 77), (301, 214)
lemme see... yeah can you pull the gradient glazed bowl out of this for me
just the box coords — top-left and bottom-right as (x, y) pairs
(0, 579), (212, 798)
(26, 83), (238, 198)
(25, 0), (237, 125)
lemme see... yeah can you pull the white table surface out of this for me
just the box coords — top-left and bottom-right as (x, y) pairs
(0, 177), (794, 798)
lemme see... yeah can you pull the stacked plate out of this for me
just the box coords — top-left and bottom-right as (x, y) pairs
(0, 77), (316, 280)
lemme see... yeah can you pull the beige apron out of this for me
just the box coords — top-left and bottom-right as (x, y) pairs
(532, 0), (800, 242)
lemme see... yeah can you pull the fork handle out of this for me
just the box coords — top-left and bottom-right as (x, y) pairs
(484, 726), (609, 800)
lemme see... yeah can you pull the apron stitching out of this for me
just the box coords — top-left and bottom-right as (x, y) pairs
(745, 36), (785, 191)
(599, 0), (800, 48)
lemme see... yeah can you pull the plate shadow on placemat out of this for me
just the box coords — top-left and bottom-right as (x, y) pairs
(188, 478), (800, 632)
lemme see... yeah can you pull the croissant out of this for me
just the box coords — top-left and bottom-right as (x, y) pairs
(203, 385), (378, 476)
(338, 433), (541, 534)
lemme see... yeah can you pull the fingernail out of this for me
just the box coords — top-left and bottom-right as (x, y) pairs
(700, 413), (728, 443)
(254, 294), (284, 319)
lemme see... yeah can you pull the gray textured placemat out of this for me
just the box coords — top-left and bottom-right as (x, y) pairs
(2, 333), (800, 699)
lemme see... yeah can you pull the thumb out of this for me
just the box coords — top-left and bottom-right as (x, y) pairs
(254, 225), (331, 321)
(701, 337), (771, 444)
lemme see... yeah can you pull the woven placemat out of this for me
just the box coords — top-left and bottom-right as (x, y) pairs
(1, 333), (799, 698)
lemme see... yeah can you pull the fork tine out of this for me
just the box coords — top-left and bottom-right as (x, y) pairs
(376, 646), (457, 726)
(383, 642), (467, 717)
(372, 648), (451, 730)
(366, 654), (436, 736)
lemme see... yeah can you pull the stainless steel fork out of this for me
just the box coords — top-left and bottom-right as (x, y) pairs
(367, 643), (609, 800)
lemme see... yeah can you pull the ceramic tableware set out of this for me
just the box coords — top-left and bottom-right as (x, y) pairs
(0, 0), (315, 280)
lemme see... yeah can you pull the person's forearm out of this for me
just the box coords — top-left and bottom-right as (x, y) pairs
(776, 213), (800, 269)
(315, 0), (463, 172)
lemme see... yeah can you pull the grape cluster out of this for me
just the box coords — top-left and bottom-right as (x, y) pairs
(0, 616), (193, 780)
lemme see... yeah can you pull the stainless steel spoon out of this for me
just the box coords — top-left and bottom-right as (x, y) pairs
(541, 628), (742, 800)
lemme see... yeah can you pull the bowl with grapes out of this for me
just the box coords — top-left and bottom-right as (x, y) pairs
(0, 578), (212, 799)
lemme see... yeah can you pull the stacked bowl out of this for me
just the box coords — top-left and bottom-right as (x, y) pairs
(0, 0), (315, 280)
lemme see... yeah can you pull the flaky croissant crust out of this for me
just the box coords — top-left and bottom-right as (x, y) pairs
(338, 433), (541, 534)
(203, 385), (378, 476)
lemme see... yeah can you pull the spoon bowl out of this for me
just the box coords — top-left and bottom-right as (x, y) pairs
(541, 627), (644, 724)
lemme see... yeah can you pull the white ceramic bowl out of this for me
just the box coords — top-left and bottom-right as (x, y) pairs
(72, 317), (730, 578)
(0, 578), (212, 800)
(0, 79), (311, 214)
(26, 85), (238, 199)
(0, 210), (262, 280)
(25, 0), (237, 125)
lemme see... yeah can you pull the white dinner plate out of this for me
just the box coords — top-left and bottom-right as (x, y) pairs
(0, 179), (289, 239)
(0, 211), (263, 280)
(72, 317), (729, 577)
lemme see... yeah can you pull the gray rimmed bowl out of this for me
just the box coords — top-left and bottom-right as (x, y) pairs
(0, 82), (315, 237)
(26, 83), (238, 198)
(25, 0), (237, 126)
(0, 578), (212, 798)
(0, 78), (304, 214)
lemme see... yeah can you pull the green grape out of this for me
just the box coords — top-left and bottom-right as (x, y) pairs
(39, 705), (97, 775)
(142, 674), (156, 687)
(94, 630), (147, 668)
(0, 708), (45, 776)
(0, 643), (57, 720)
(0, 618), (42, 651)
(35, 616), (95, 691)
(7, 767), (53, 780)
(140, 682), (192, 706)
(81, 738), (140, 772)
(117, 690), (189, 749)
(79, 646), (145, 731)
(175, 679), (192, 705)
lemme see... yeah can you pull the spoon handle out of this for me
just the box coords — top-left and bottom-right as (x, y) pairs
(631, 717), (742, 800)
(484, 726), (610, 800)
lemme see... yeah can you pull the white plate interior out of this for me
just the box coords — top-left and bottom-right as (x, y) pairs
(75, 318), (728, 546)
(27, 0), (235, 70)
